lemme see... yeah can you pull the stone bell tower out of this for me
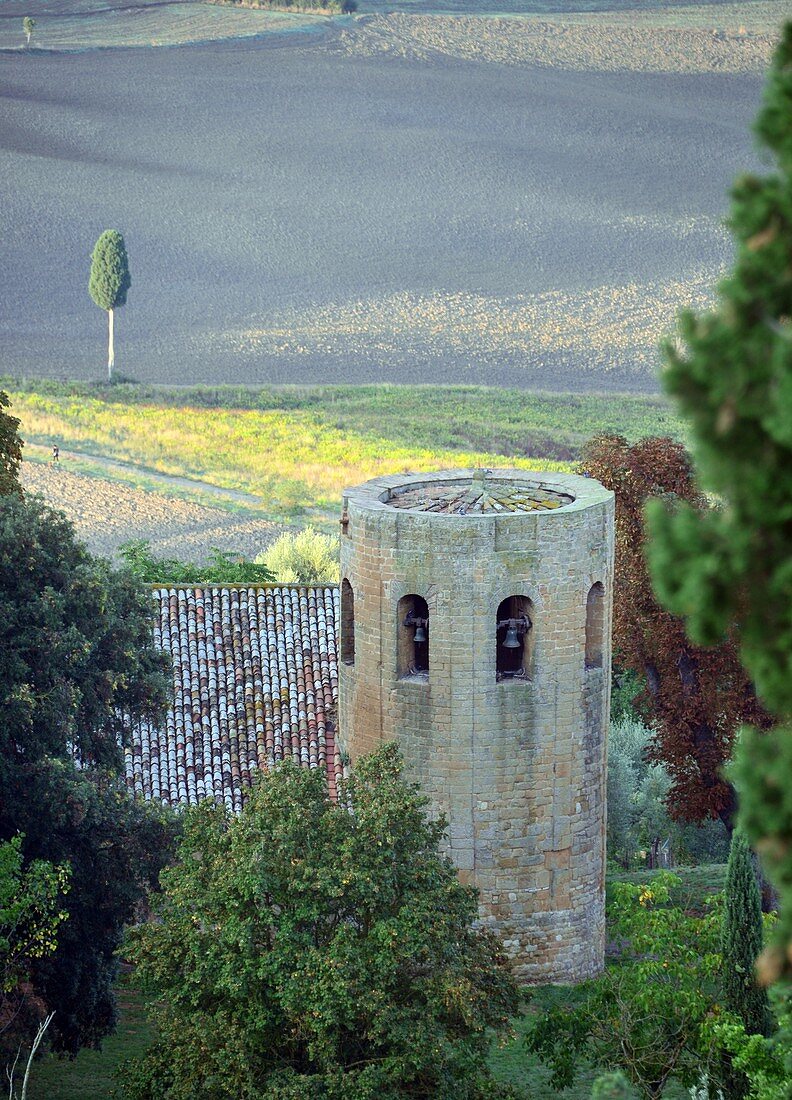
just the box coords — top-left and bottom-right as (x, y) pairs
(337, 467), (614, 983)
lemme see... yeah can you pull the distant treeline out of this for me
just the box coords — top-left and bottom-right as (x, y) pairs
(210, 0), (358, 15)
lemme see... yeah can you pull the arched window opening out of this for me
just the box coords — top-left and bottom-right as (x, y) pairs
(398, 594), (429, 679)
(341, 578), (355, 666)
(496, 595), (534, 681)
(585, 582), (605, 669)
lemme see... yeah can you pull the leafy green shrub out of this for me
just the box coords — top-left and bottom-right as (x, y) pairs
(124, 743), (519, 1100)
(610, 665), (644, 724)
(591, 1071), (637, 1099)
(608, 718), (729, 870)
(258, 525), (339, 584)
(706, 988), (791, 1100)
(525, 873), (723, 1099)
(119, 539), (273, 585)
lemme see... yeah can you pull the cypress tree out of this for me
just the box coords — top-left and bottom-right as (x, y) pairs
(722, 829), (772, 1037)
(89, 229), (131, 381)
(645, 23), (792, 982)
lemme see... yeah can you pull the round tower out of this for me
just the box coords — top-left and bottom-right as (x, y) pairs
(338, 468), (614, 983)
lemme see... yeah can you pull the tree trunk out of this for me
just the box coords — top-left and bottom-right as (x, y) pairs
(718, 784), (737, 836)
(752, 849), (779, 914)
(107, 307), (114, 381)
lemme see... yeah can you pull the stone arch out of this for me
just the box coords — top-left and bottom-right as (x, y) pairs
(585, 582), (605, 669)
(397, 593), (429, 679)
(496, 594), (534, 680)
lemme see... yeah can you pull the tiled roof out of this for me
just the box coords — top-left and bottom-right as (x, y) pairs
(124, 586), (342, 811)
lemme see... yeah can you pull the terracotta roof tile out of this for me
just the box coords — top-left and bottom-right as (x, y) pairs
(125, 585), (342, 810)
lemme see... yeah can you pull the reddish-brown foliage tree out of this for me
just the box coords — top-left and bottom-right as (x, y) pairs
(582, 434), (770, 831)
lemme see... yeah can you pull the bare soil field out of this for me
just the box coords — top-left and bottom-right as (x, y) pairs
(0, 2), (777, 391)
(334, 8), (781, 72)
(0, 3), (324, 51)
(20, 459), (285, 561)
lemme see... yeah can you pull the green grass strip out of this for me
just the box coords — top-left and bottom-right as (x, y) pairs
(3, 380), (684, 523)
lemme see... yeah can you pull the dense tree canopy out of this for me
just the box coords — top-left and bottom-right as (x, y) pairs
(1, 495), (168, 772)
(0, 836), (69, 1072)
(8, 764), (175, 1053)
(581, 434), (768, 830)
(0, 492), (176, 1052)
(646, 24), (792, 981)
(124, 743), (520, 1100)
(0, 392), (22, 497)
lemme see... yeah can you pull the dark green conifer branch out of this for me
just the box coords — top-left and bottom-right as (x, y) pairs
(647, 24), (792, 982)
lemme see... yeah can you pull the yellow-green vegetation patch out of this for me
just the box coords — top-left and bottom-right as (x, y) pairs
(0, 4), (323, 52)
(10, 392), (572, 521)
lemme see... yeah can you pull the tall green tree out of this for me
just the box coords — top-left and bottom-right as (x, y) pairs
(89, 230), (131, 381)
(123, 743), (520, 1100)
(13, 763), (176, 1054)
(720, 829), (773, 1098)
(0, 392), (22, 497)
(646, 23), (792, 982)
(0, 492), (176, 1052)
(722, 829), (772, 1039)
(0, 494), (167, 772)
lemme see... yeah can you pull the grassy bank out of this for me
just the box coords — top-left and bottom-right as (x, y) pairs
(4, 380), (683, 522)
(7, 390), (572, 522)
(28, 976), (152, 1100)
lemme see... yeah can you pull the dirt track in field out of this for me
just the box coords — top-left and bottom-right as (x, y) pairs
(21, 460), (285, 562)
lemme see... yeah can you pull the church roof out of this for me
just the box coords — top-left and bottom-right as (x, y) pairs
(124, 585), (342, 811)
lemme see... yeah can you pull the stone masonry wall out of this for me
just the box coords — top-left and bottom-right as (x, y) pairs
(338, 469), (614, 984)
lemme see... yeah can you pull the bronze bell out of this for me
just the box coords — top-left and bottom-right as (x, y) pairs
(413, 621), (427, 644)
(502, 622), (521, 649)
